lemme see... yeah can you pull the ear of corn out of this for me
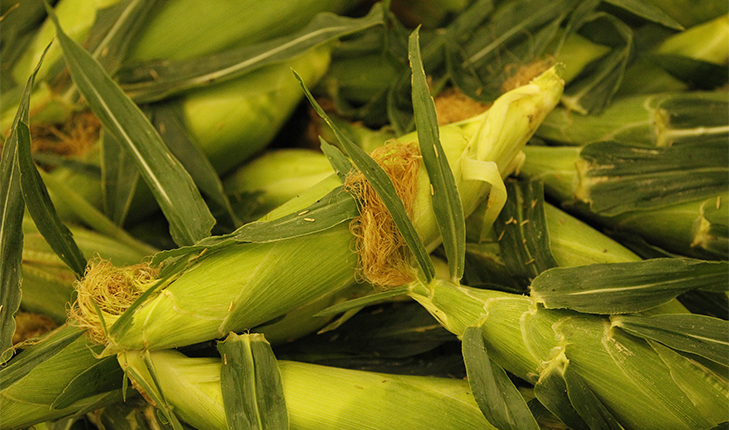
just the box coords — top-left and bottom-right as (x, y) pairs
(406, 277), (729, 430)
(118, 346), (499, 430)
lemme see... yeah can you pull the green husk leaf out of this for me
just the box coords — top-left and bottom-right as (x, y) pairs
(119, 4), (385, 103)
(603, 327), (722, 428)
(13, 41), (87, 281)
(603, 0), (683, 30)
(217, 333), (288, 430)
(562, 360), (624, 429)
(84, 0), (160, 74)
(646, 54), (729, 89)
(0, 41), (39, 365)
(17, 120), (87, 278)
(451, 0), (579, 102)
(388, 0), (496, 134)
(151, 185), (358, 266)
(612, 313), (729, 365)
(319, 137), (353, 183)
(296, 70), (436, 283)
(315, 286), (411, 317)
(648, 339), (729, 423)
(561, 12), (632, 114)
(45, 3), (215, 247)
(51, 355), (124, 409)
(580, 141), (729, 216)
(127, 351), (184, 430)
(150, 102), (240, 227)
(0, 325), (83, 390)
(100, 130), (139, 226)
(462, 326), (540, 430)
(409, 28), (465, 282)
(531, 258), (728, 314)
(533, 355), (591, 430)
(494, 179), (557, 287)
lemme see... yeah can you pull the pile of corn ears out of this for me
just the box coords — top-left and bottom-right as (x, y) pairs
(1, 1), (727, 429)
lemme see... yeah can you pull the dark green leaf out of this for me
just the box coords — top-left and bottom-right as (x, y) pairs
(0, 44), (35, 365)
(603, 0), (683, 30)
(14, 60), (87, 279)
(119, 4), (385, 103)
(581, 141), (728, 216)
(562, 12), (633, 114)
(534, 357), (590, 430)
(562, 362), (623, 430)
(494, 179), (557, 287)
(100, 131), (139, 225)
(531, 258), (729, 314)
(647, 54), (729, 89)
(409, 28), (465, 282)
(388, 0), (496, 133)
(84, 0), (160, 74)
(38, 168), (157, 257)
(150, 102), (240, 227)
(217, 333), (288, 430)
(451, 0), (580, 101)
(613, 313), (729, 366)
(319, 138), (353, 183)
(46, 4), (215, 246)
(151, 186), (358, 266)
(462, 326), (541, 430)
(296, 70), (436, 283)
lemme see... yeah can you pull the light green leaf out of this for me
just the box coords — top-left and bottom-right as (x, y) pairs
(409, 28), (465, 282)
(46, 3), (215, 247)
(52, 355), (124, 409)
(0, 326), (83, 390)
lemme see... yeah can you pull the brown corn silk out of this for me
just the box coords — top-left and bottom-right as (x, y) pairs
(345, 140), (421, 287)
(69, 259), (159, 345)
